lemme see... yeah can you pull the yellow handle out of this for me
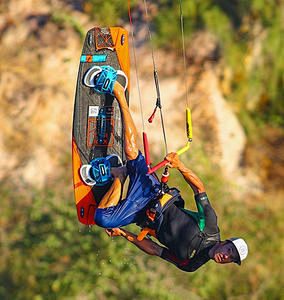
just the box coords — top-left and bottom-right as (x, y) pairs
(176, 108), (192, 156)
(186, 107), (192, 141)
(147, 108), (192, 174)
(176, 141), (190, 155)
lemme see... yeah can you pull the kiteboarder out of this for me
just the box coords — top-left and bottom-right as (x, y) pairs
(93, 77), (248, 272)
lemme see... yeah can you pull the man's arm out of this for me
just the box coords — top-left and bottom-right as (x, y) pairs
(166, 152), (205, 195)
(106, 229), (207, 272)
(105, 228), (164, 256)
(166, 153), (218, 232)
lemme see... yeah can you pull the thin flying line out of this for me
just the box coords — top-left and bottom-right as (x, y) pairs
(179, 0), (190, 108)
(143, 0), (157, 71)
(143, 0), (168, 154)
(128, 1), (145, 131)
(159, 109), (168, 154)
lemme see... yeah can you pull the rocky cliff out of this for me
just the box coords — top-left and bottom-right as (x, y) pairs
(0, 0), (282, 196)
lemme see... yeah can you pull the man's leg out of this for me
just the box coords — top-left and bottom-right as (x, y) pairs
(95, 80), (160, 227)
(113, 81), (139, 161)
(98, 81), (138, 209)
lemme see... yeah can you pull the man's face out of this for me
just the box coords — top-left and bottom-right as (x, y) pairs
(213, 242), (239, 264)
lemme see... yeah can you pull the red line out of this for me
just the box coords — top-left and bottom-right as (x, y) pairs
(128, 0), (133, 26)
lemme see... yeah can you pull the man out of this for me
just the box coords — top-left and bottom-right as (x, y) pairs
(93, 73), (248, 272)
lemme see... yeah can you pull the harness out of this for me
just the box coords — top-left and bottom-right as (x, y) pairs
(136, 185), (220, 259)
(187, 230), (220, 259)
(136, 187), (184, 241)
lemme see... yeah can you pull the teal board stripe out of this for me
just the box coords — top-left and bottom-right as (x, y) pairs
(80, 55), (107, 63)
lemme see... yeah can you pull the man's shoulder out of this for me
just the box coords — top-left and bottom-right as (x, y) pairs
(160, 247), (211, 272)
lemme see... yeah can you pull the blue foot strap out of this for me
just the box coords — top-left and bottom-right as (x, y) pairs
(83, 65), (128, 95)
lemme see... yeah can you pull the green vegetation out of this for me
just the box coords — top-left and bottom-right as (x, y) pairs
(85, 0), (283, 130)
(154, 0), (284, 130)
(51, 12), (86, 40)
(83, 0), (136, 26)
(1, 0), (283, 299)
(1, 147), (283, 299)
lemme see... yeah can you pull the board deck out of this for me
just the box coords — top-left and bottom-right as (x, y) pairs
(72, 27), (130, 225)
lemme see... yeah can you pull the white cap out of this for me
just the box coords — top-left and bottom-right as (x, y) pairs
(227, 238), (248, 265)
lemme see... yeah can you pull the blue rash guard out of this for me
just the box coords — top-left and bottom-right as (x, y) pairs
(95, 151), (160, 228)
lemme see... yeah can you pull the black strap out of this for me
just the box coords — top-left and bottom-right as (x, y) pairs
(189, 230), (220, 259)
(136, 188), (184, 231)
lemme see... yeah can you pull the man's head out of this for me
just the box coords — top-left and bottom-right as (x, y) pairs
(210, 238), (248, 265)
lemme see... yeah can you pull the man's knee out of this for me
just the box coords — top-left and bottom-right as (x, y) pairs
(95, 209), (120, 228)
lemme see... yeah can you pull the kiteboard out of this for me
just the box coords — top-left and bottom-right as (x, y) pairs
(72, 27), (130, 225)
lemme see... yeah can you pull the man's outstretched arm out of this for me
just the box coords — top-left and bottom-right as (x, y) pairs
(105, 228), (163, 256)
(166, 152), (205, 194)
(166, 152), (219, 233)
(106, 228), (204, 272)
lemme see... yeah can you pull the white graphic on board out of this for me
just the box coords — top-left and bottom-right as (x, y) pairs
(89, 106), (99, 117)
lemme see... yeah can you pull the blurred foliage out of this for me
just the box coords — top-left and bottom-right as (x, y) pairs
(51, 12), (86, 40)
(1, 0), (283, 299)
(153, 0), (284, 130)
(1, 148), (283, 299)
(82, 0), (136, 26)
(83, 0), (284, 130)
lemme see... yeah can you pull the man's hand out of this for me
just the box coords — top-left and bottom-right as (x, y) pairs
(105, 228), (126, 237)
(166, 152), (205, 194)
(166, 152), (181, 169)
